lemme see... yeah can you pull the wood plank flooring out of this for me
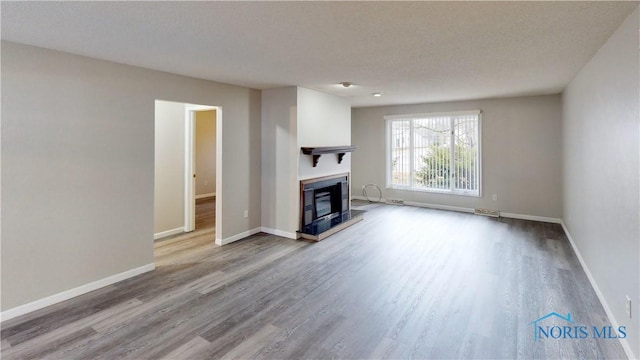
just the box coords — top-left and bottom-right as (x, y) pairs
(1, 201), (627, 359)
(195, 197), (215, 231)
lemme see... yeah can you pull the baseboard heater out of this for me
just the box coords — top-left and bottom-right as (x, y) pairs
(474, 208), (500, 217)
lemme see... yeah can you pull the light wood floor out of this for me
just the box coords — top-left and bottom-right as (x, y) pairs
(195, 197), (215, 231)
(1, 202), (627, 359)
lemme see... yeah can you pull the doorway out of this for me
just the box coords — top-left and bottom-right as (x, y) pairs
(153, 100), (221, 248)
(183, 104), (218, 233)
(193, 109), (217, 232)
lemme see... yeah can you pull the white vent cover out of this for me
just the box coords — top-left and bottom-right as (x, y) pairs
(474, 208), (500, 217)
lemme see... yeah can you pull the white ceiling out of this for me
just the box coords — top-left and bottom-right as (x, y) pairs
(1, 1), (637, 107)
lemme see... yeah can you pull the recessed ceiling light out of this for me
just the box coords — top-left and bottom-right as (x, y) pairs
(339, 82), (353, 88)
(372, 92), (383, 97)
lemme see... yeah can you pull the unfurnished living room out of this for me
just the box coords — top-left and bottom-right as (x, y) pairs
(1, 2), (639, 359)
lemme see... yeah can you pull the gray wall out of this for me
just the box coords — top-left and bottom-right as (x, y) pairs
(1, 41), (262, 311)
(562, 7), (639, 358)
(352, 95), (563, 218)
(154, 100), (187, 235)
(261, 87), (298, 236)
(297, 87), (352, 181)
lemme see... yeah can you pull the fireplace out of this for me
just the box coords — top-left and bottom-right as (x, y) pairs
(299, 173), (364, 240)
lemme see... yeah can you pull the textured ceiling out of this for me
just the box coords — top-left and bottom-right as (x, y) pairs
(1, 1), (637, 107)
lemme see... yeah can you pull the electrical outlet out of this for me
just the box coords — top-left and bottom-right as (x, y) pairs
(626, 296), (632, 318)
(492, 194), (497, 201)
(243, 210), (248, 218)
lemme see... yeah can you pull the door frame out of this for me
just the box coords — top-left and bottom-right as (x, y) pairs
(184, 104), (219, 233)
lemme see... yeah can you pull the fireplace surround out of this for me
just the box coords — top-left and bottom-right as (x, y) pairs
(299, 173), (364, 241)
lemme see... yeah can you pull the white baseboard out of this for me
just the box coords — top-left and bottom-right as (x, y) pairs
(561, 222), (635, 360)
(0, 263), (155, 323)
(354, 196), (562, 224)
(260, 227), (299, 240)
(500, 212), (562, 224)
(215, 227), (261, 246)
(195, 192), (215, 200)
(153, 227), (184, 240)
(404, 201), (475, 214)
(352, 195), (386, 203)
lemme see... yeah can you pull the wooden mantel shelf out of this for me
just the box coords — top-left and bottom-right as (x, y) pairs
(301, 146), (357, 167)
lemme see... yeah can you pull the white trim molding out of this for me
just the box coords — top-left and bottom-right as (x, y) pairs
(195, 192), (216, 200)
(153, 227), (184, 240)
(216, 227), (261, 246)
(261, 227), (299, 240)
(500, 212), (562, 224)
(561, 222), (635, 360)
(0, 263), (155, 323)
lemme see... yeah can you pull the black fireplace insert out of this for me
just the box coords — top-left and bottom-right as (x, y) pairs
(300, 174), (349, 235)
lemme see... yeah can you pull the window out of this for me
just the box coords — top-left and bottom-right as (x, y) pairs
(386, 110), (481, 197)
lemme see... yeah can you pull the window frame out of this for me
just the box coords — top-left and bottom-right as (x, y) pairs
(385, 110), (482, 197)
